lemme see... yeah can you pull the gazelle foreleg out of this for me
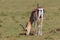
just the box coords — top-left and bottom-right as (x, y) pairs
(37, 17), (43, 36)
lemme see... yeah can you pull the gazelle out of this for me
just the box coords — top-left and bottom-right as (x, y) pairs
(25, 5), (44, 36)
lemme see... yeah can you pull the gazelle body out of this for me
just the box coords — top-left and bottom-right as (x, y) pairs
(25, 7), (44, 36)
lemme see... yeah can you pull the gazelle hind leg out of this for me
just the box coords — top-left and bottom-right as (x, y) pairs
(25, 22), (31, 35)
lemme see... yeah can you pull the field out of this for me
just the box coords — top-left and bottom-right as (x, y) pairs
(0, 0), (60, 40)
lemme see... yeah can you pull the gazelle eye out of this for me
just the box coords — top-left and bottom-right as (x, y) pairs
(37, 10), (39, 11)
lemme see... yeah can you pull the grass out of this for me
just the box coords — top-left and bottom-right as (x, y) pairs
(0, 0), (60, 40)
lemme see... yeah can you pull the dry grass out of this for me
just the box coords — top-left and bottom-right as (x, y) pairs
(0, 0), (60, 40)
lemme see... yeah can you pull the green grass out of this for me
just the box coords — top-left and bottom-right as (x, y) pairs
(0, 0), (60, 40)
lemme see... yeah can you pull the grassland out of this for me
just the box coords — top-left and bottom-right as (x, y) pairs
(0, 0), (60, 40)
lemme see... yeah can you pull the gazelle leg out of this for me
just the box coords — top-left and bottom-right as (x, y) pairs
(40, 17), (43, 35)
(34, 21), (37, 35)
(25, 21), (31, 35)
(37, 19), (41, 36)
(38, 25), (42, 36)
(37, 18), (43, 36)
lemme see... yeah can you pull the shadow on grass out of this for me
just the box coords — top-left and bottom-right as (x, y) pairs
(0, 12), (8, 16)
(49, 28), (60, 34)
(0, 20), (3, 23)
(0, 33), (2, 38)
(58, 8), (60, 10)
(45, 36), (54, 40)
(19, 32), (34, 36)
(56, 28), (60, 31)
(0, 25), (2, 27)
(19, 33), (26, 36)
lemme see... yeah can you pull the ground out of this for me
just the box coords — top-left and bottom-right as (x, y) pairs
(0, 0), (60, 40)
